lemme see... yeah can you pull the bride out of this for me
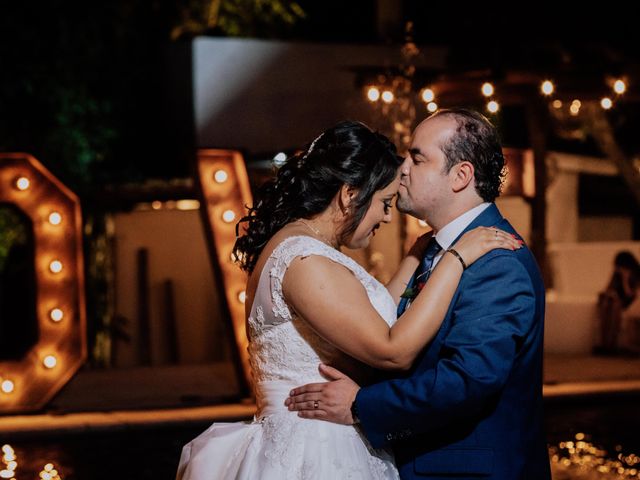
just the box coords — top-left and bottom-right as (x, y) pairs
(176, 121), (520, 479)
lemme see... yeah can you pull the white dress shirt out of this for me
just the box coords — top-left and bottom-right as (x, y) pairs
(431, 202), (492, 270)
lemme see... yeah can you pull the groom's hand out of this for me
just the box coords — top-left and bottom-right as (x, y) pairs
(284, 364), (360, 425)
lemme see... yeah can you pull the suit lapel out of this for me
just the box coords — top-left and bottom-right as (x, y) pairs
(412, 203), (507, 369)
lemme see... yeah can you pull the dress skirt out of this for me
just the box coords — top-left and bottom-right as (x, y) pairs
(176, 381), (399, 480)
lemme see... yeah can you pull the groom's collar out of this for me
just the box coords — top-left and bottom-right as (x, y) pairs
(434, 202), (492, 250)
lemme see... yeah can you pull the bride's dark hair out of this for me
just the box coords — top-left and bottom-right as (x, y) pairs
(234, 121), (402, 273)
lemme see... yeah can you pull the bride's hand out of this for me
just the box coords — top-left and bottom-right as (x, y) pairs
(450, 227), (522, 267)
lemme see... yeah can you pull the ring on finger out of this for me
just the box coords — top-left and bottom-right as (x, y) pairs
(313, 400), (319, 409)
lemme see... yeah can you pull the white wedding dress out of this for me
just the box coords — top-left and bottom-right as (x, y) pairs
(176, 236), (400, 480)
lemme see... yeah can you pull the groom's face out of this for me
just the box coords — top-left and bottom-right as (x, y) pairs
(396, 116), (457, 226)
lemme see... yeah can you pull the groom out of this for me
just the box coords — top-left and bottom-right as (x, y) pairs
(286, 109), (551, 479)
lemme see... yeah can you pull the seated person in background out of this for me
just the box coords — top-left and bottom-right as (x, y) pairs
(596, 251), (640, 354)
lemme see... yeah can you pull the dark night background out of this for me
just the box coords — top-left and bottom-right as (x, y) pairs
(2, 0), (640, 192)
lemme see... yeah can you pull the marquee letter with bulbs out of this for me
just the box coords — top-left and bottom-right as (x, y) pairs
(196, 149), (253, 394)
(0, 153), (86, 413)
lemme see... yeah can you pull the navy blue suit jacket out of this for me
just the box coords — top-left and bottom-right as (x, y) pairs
(356, 204), (551, 479)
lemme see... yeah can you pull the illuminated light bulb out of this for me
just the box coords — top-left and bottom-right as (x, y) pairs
(48, 212), (62, 225)
(238, 291), (246, 304)
(418, 220), (428, 228)
(44, 464), (54, 472)
(1, 380), (14, 394)
(0, 470), (15, 478)
(214, 169), (229, 183)
(552, 99), (563, 109)
(426, 102), (438, 113)
(487, 100), (500, 113)
(421, 88), (435, 103)
(381, 90), (394, 103)
(50, 308), (64, 322)
(43, 355), (57, 369)
(600, 97), (613, 109)
(481, 82), (494, 97)
(176, 200), (200, 211)
(151, 201), (162, 210)
(6, 461), (16, 471)
(613, 79), (626, 94)
(222, 210), (236, 223)
(15, 177), (30, 191)
(367, 86), (380, 102)
(541, 80), (554, 95)
(49, 260), (63, 274)
(569, 101), (581, 116)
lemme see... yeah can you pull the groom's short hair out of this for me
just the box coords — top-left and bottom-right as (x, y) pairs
(433, 108), (506, 202)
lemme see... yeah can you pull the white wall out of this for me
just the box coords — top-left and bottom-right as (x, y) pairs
(192, 37), (446, 153)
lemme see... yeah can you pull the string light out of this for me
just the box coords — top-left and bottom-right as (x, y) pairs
(381, 90), (394, 103)
(481, 82), (494, 97)
(601, 97), (613, 109)
(367, 87), (380, 102)
(421, 88), (435, 103)
(487, 100), (500, 113)
(569, 99), (581, 116)
(541, 80), (554, 95)
(214, 169), (229, 183)
(613, 79), (626, 94)
(552, 99), (563, 109)
(426, 102), (438, 113)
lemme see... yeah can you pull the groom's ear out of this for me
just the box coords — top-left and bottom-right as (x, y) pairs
(451, 161), (475, 192)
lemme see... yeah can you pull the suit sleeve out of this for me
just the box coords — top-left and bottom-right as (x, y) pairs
(355, 252), (536, 448)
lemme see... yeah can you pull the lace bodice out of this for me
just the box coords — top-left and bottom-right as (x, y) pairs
(247, 235), (397, 387)
(176, 235), (401, 480)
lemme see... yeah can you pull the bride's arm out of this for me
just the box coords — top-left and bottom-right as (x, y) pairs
(385, 231), (433, 303)
(282, 227), (520, 371)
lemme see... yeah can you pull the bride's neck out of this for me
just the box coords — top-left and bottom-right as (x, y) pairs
(295, 210), (341, 249)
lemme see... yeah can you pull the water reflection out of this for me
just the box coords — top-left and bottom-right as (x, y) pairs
(550, 434), (640, 478)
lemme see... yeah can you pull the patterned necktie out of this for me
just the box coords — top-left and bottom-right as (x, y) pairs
(397, 237), (443, 316)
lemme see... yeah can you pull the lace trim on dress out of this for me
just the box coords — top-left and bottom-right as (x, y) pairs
(267, 235), (377, 325)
